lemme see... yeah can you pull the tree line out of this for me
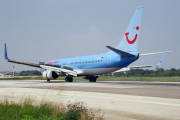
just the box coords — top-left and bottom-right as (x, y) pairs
(112, 68), (180, 77)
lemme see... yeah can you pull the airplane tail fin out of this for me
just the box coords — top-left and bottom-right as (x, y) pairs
(116, 6), (143, 52)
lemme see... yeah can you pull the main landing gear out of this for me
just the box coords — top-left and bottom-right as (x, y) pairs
(65, 76), (73, 82)
(88, 76), (98, 82)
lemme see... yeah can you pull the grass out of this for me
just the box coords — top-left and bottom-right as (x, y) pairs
(0, 76), (44, 80)
(0, 97), (105, 120)
(0, 76), (180, 82)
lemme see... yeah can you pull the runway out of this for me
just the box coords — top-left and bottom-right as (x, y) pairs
(0, 80), (180, 120)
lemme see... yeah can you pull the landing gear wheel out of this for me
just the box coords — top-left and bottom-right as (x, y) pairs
(88, 76), (97, 82)
(92, 79), (96, 82)
(69, 77), (73, 82)
(65, 76), (73, 82)
(65, 77), (68, 82)
(47, 79), (50, 82)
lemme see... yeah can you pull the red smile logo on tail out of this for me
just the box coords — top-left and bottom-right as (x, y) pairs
(125, 26), (139, 44)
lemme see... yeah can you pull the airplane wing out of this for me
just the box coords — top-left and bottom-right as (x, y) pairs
(4, 43), (77, 77)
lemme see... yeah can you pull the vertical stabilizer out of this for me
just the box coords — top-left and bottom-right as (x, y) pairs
(116, 6), (143, 52)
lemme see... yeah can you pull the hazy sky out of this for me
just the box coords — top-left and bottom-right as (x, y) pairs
(0, 0), (180, 71)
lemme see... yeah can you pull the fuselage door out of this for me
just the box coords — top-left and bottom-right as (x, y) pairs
(107, 55), (111, 67)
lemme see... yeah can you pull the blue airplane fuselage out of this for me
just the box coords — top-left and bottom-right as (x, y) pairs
(46, 52), (139, 76)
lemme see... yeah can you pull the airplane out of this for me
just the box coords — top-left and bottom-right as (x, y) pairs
(4, 6), (174, 82)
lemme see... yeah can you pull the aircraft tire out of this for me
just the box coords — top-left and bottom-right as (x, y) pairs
(89, 76), (97, 82)
(65, 76), (73, 82)
(89, 79), (92, 82)
(47, 79), (50, 82)
(92, 79), (96, 82)
(69, 77), (73, 82)
(65, 77), (69, 82)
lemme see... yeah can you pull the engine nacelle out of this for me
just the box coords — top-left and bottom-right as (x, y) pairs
(42, 70), (58, 80)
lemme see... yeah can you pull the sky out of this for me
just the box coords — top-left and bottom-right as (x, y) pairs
(0, 0), (180, 71)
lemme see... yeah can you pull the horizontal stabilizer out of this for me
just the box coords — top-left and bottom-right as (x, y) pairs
(140, 50), (176, 56)
(106, 46), (135, 57)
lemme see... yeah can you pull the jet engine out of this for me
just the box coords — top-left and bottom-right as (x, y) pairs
(42, 70), (58, 80)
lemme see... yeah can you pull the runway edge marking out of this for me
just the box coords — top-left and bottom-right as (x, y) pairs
(62, 93), (180, 107)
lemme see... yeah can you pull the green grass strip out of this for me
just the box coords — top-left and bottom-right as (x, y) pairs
(0, 98), (104, 120)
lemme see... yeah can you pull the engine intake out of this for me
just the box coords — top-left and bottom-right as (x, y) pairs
(42, 70), (58, 80)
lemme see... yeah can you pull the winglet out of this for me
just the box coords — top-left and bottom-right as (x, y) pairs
(156, 54), (165, 67)
(155, 54), (166, 71)
(4, 43), (9, 60)
(4, 43), (40, 68)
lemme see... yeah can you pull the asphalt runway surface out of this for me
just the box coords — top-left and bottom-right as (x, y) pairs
(0, 80), (180, 120)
